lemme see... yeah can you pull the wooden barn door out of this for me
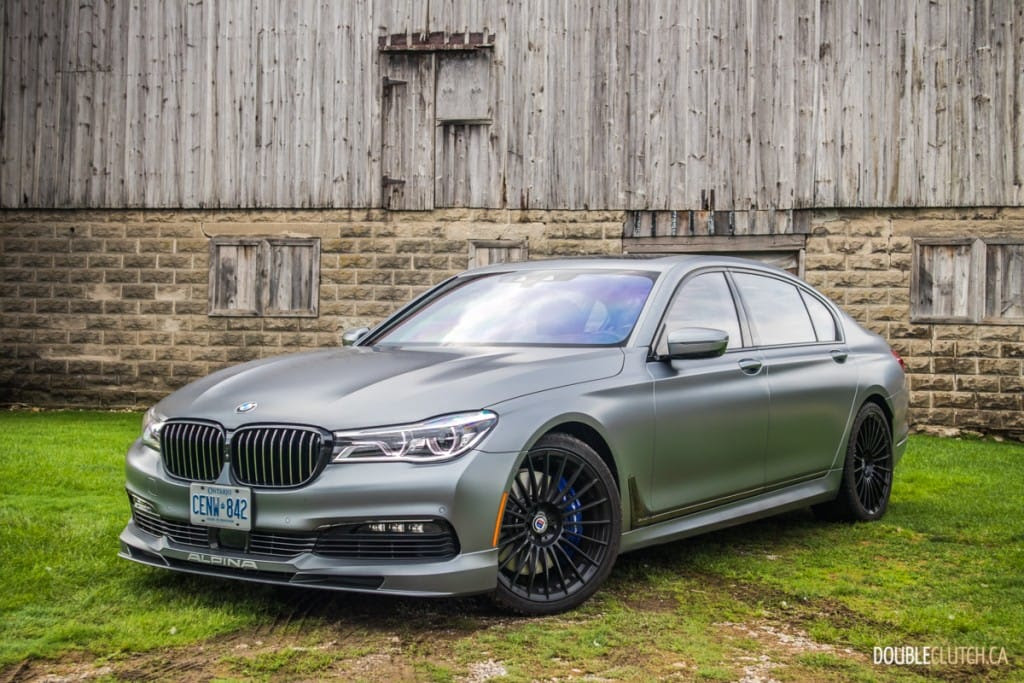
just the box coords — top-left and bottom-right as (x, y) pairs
(380, 54), (435, 210)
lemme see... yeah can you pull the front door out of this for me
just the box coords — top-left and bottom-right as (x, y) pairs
(647, 271), (770, 516)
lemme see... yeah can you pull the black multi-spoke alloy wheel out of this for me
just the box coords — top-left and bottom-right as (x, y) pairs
(492, 433), (621, 615)
(814, 402), (894, 522)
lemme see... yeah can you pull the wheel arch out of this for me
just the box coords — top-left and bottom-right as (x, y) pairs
(539, 420), (621, 491)
(860, 390), (894, 429)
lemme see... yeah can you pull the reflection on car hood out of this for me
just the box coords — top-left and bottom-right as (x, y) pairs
(157, 345), (625, 430)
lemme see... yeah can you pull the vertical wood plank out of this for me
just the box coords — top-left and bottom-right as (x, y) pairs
(685, 0), (708, 207)
(793, 0), (818, 213)
(837, 0), (861, 207)
(858, 0), (880, 206)
(812, 0), (837, 206)
(971, 0), (995, 206)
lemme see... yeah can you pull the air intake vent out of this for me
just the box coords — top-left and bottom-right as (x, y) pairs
(314, 521), (460, 561)
(161, 421), (225, 482)
(231, 426), (327, 487)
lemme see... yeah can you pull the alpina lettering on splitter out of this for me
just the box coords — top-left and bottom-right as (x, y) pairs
(187, 553), (258, 570)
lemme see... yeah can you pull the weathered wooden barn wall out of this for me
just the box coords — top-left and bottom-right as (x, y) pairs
(1, 0), (1022, 211)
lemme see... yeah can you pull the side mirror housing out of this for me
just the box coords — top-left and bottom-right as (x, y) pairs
(665, 327), (729, 360)
(341, 327), (371, 346)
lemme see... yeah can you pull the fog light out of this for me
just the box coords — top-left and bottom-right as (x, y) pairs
(357, 520), (441, 535)
(130, 495), (155, 514)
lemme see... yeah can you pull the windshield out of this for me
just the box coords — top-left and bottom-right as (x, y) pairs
(375, 269), (658, 346)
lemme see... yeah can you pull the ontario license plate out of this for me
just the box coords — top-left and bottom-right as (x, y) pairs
(189, 483), (252, 531)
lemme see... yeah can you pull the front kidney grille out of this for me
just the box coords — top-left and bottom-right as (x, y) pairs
(230, 426), (327, 487)
(161, 420), (225, 482)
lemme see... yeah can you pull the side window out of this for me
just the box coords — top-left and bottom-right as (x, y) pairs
(732, 273), (816, 346)
(658, 272), (742, 355)
(801, 290), (839, 342)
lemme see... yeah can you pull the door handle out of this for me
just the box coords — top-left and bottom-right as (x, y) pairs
(738, 358), (763, 375)
(830, 350), (849, 363)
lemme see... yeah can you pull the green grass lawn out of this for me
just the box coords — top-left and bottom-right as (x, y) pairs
(1, 410), (1022, 681)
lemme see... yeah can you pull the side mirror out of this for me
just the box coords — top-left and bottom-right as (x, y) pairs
(341, 327), (370, 346)
(665, 327), (729, 360)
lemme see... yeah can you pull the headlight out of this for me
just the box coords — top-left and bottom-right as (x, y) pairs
(141, 406), (167, 451)
(332, 411), (497, 463)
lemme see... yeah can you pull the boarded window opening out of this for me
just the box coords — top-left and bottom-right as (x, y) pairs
(379, 30), (497, 210)
(912, 238), (1024, 324)
(436, 53), (492, 123)
(621, 210), (808, 277)
(912, 240), (975, 322)
(209, 237), (320, 317)
(468, 240), (528, 268)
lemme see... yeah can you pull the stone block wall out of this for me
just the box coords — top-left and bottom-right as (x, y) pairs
(1, 206), (1022, 439)
(0, 209), (623, 408)
(802, 208), (1024, 438)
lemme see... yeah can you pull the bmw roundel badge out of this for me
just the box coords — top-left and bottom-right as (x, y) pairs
(235, 401), (258, 413)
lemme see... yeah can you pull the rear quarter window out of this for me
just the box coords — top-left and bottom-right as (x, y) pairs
(801, 290), (840, 342)
(732, 272), (817, 346)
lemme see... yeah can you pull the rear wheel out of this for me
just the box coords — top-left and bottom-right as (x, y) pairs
(492, 433), (621, 615)
(814, 402), (894, 521)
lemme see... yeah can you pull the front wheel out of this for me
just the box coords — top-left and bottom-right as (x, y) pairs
(491, 433), (621, 615)
(814, 402), (894, 522)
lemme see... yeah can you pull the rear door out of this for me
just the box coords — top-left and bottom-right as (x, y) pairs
(730, 271), (859, 485)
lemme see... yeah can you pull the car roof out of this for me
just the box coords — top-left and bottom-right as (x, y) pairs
(464, 254), (798, 280)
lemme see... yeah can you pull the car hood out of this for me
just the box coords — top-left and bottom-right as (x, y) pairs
(155, 345), (625, 430)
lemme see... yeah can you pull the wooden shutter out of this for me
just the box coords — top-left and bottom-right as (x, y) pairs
(986, 243), (1024, 321)
(209, 239), (262, 316)
(265, 239), (320, 317)
(912, 240), (976, 322)
(209, 238), (319, 317)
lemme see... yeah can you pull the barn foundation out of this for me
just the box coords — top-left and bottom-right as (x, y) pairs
(1, 207), (1022, 439)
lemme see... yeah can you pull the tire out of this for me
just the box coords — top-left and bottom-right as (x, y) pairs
(813, 402), (894, 522)
(491, 433), (621, 615)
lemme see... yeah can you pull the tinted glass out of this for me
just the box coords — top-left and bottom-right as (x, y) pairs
(732, 273), (817, 346)
(377, 270), (656, 346)
(659, 272), (742, 353)
(801, 290), (839, 341)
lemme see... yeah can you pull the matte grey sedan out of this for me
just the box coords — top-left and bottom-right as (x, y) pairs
(120, 256), (908, 614)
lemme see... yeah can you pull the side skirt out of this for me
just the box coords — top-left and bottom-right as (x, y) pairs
(619, 469), (842, 554)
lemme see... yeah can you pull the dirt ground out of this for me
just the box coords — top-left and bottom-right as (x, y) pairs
(0, 595), (875, 683)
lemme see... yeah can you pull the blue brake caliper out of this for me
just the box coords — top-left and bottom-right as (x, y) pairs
(558, 477), (583, 553)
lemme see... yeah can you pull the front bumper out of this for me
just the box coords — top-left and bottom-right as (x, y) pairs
(120, 438), (512, 597)
(119, 521), (499, 596)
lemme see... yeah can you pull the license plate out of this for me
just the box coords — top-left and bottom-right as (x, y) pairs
(189, 483), (252, 531)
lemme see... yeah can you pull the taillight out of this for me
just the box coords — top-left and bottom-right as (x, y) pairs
(891, 349), (907, 373)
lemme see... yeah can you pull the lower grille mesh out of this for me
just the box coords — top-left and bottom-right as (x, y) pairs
(248, 533), (318, 556)
(132, 506), (210, 546)
(314, 524), (460, 561)
(131, 506), (459, 561)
